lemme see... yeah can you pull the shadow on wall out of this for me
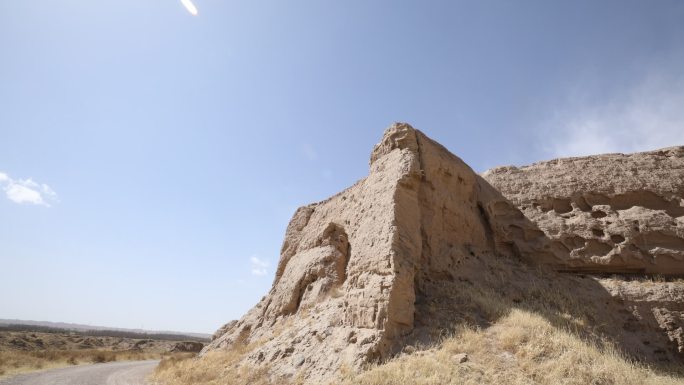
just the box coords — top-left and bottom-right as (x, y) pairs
(406, 175), (684, 375)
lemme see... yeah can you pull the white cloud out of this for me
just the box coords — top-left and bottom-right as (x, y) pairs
(6, 183), (45, 205)
(0, 172), (58, 207)
(542, 70), (684, 158)
(250, 256), (270, 276)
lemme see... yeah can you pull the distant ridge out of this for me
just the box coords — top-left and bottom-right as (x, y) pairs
(0, 318), (211, 341)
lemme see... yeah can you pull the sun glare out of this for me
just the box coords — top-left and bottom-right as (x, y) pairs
(181, 0), (198, 16)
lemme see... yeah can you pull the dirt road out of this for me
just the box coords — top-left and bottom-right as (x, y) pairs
(0, 360), (159, 385)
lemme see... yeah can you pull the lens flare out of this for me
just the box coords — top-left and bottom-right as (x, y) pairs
(181, 0), (198, 16)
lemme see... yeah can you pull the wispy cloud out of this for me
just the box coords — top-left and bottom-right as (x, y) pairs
(542, 70), (684, 158)
(0, 172), (58, 207)
(250, 256), (270, 276)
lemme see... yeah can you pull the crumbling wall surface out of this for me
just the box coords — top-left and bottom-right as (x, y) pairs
(483, 147), (684, 274)
(203, 124), (429, 382)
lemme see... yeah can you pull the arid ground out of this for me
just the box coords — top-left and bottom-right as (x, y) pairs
(0, 325), (204, 379)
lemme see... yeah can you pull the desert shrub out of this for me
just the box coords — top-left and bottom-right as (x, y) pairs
(91, 352), (107, 363)
(91, 351), (117, 363)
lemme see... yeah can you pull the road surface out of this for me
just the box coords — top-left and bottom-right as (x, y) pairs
(0, 360), (159, 385)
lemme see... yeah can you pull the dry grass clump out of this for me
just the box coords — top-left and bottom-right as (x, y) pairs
(151, 346), (274, 385)
(0, 349), (159, 378)
(341, 309), (684, 385)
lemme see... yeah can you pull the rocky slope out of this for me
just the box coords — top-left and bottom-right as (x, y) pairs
(201, 124), (684, 384)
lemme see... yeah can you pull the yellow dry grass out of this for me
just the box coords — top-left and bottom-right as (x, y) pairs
(0, 349), (160, 379)
(341, 309), (684, 385)
(152, 308), (684, 385)
(150, 346), (274, 385)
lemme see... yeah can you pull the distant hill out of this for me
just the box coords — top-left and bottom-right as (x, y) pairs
(0, 319), (211, 342)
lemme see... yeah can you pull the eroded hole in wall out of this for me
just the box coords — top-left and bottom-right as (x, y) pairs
(610, 234), (626, 244)
(643, 231), (684, 252)
(536, 198), (573, 214)
(574, 195), (592, 212)
(610, 191), (684, 217)
(582, 239), (613, 257)
(553, 199), (573, 214)
(592, 228), (605, 237)
(286, 223), (351, 316)
(562, 235), (586, 249)
(580, 191), (684, 217)
(591, 210), (608, 218)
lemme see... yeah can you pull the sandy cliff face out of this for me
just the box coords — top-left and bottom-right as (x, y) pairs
(203, 124), (684, 383)
(205, 124), (421, 381)
(203, 124), (530, 381)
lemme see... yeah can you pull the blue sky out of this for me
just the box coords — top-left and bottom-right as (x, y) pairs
(1, 1), (684, 334)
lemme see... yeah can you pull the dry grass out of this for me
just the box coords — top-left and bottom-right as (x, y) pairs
(0, 349), (160, 378)
(151, 345), (275, 385)
(152, 311), (684, 385)
(340, 309), (684, 385)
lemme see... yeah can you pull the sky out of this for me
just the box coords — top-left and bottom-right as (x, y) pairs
(1, 1), (684, 334)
